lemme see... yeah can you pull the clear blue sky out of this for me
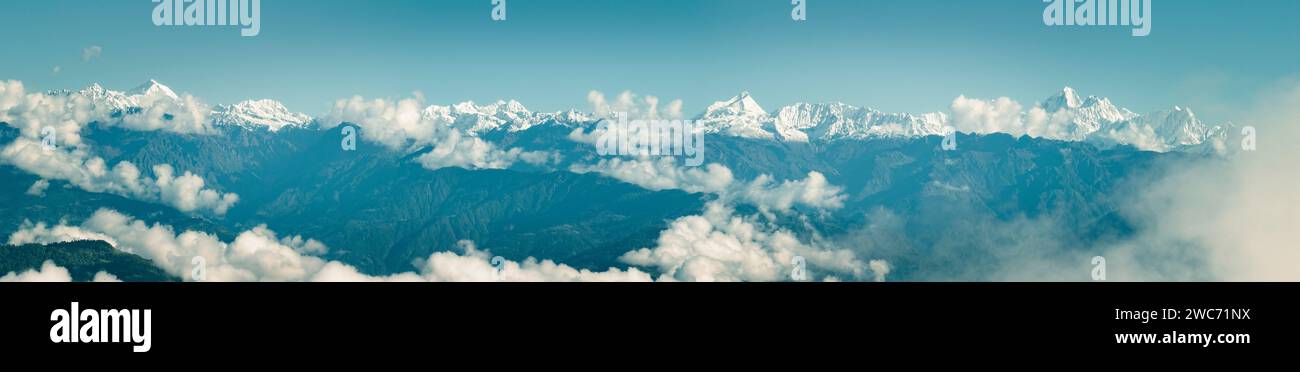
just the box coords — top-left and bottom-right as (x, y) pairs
(2, 0), (1295, 124)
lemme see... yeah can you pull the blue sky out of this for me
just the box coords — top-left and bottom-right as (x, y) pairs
(1, 0), (1295, 124)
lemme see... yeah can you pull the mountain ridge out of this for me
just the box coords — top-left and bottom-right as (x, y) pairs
(42, 81), (1229, 153)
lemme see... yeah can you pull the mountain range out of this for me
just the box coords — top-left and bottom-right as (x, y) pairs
(48, 80), (1228, 153)
(0, 80), (1222, 281)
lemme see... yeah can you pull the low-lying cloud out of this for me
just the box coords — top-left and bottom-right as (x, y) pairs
(1, 80), (235, 215)
(1, 139), (239, 215)
(587, 90), (683, 120)
(9, 209), (654, 282)
(321, 95), (553, 171)
(621, 201), (886, 282)
(570, 156), (845, 213)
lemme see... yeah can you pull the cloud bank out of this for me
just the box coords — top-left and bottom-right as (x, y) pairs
(1116, 79), (1300, 281)
(621, 202), (885, 282)
(587, 90), (684, 120)
(321, 95), (553, 171)
(0, 139), (239, 214)
(0, 80), (236, 214)
(9, 209), (654, 282)
(0, 261), (123, 283)
(0, 260), (73, 282)
(570, 156), (845, 213)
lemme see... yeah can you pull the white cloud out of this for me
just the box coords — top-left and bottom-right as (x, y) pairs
(949, 95), (1091, 140)
(117, 92), (213, 134)
(152, 164), (239, 215)
(418, 241), (654, 282)
(949, 94), (1189, 152)
(570, 157), (845, 212)
(92, 271), (122, 283)
(321, 96), (432, 149)
(1087, 122), (1171, 152)
(620, 202), (885, 282)
(570, 156), (734, 194)
(0, 139), (238, 215)
(1115, 79), (1300, 281)
(0, 80), (23, 115)
(739, 171), (845, 211)
(0, 261), (124, 284)
(0, 260), (73, 282)
(949, 95), (1029, 137)
(1, 80), (232, 214)
(8, 209), (654, 282)
(25, 179), (49, 196)
(0, 80), (213, 144)
(321, 95), (551, 171)
(587, 90), (683, 120)
(0, 82), (94, 146)
(869, 260), (891, 282)
(416, 129), (555, 171)
(81, 46), (102, 62)
(51, 66), (61, 77)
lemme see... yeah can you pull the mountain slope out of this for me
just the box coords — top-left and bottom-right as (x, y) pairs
(0, 240), (179, 282)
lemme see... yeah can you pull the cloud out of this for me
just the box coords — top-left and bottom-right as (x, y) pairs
(417, 241), (654, 282)
(0, 80), (213, 145)
(587, 90), (683, 120)
(948, 94), (1189, 151)
(51, 66), (61, 77)
(92, 271), (122, 282)
(949, 95), (1030, 137)
(620, 202), (884, 282)
(152, 164), (240, 215)
(25, 179), (49, 196)
(0, 260), (73, 282)
(81, 46), (102, 62)
(9, 209), (654, 282)
(836, 82), (1300, 282)
(0, 139), (239, 215)
(0, 80), (23, 114)
(0, 80), (234, 214)
(1086, 121), (1170, 152)
(321, 96), (434, 149)
(117, 92), (213, 134)
(0, 81), (93, 145)
(570, 156), (734, 194)
(321, 95), (551, 171)
(1114, 79), (1300, 281)
(869, 260), (891, 282)
(570, 157), (844, 212)
(0, 261), (122, 283)
(416, 129), (555, 171)
(739, 171), (845, 211)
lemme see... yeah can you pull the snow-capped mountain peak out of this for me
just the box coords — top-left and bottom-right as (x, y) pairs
(68, 83), (135, 112)
(211, 99), (313, 131)
(489, 99), (529, 114)
(421, 99), (554, 134)
(694, 91), (775, 139)
(1041, 86), (1083, 112)
(706, 91), (767, 116)
(770, 102), (948, 142)
(128, 79), (179, 100)
(1034, 87), (1137, 139)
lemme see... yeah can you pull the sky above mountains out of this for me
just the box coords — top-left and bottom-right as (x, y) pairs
(2, 0), (1295, 126)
